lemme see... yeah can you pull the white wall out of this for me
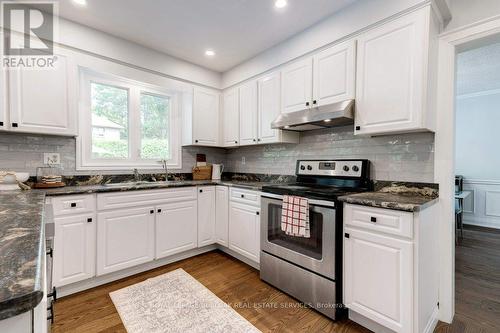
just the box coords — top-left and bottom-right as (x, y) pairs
(221, 0), (429, 88)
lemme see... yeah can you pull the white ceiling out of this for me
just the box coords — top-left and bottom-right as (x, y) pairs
(457, 41), (500, 96)
(51, 0), (357, 72)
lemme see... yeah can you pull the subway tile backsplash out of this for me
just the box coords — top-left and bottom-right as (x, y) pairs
(0, 126), (434, 182)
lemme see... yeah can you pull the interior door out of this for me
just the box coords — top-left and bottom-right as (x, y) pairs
(281, 58), (313, 113)
(222, 87), (239, 147)
(239, 81), (258, 145)
(258, 72), (281, 143)
(313, 40), (356, 106)
(193, 87), (220, 146)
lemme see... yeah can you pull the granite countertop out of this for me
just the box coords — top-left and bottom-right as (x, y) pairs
(0, 179), (273, 319)
(0, 191), (46, 320)
(338, 181), (439, 212)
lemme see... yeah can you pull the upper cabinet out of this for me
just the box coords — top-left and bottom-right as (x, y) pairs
(239, 81), (258, 146)
(355, 7), (438, 135)
(313, 40), (356, 107)
(222, 87), (240, 147)
(281, 58), (313, 113)
(189, 86), (220, 146)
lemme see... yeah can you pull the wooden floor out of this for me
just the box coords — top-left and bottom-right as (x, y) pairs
(52, 250), (370, 333)
(435, 226), (500, 333)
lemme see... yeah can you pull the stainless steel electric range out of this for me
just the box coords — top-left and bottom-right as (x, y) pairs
(260, 159), (371, 319)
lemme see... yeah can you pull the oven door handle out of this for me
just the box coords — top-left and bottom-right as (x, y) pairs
(261, 192), (336, 208)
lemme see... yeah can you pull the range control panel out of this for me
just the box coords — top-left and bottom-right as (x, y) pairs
(296, 160), (364, 178)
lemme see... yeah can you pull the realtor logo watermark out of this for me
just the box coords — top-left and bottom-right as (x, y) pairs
(1, 1), (58, 69)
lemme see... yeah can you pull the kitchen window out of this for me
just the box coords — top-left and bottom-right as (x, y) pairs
(77, 69), (181, 170)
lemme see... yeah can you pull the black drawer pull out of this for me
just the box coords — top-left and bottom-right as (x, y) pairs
(195, 139), (199, 143)
(150, 210), (154, 214)
(241, 194), (244, 198)
(46, 247), (53, 258)
(355, 126), (361, 131)
(313, 100), (317, 105)
(0, 121), (3, 126)
(157, 209), (162, 213)
(199, 189), (203, 193)
(305, 102), (310, 107)
(256, 211), (260, 216)
(345, 233), (350, 238)
(12, 122), (18, 128)
(87, 218), (92, 223)
(370, 217), (377, 223)
(70, 202), (77, 207)
(234, 140), (238, 144)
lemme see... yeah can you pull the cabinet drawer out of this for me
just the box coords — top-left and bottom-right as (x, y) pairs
(230, 188), (260, 206)
(344, 204), (413, 238)
(51, 194), (96, 217)
(97, 187), (197, 211)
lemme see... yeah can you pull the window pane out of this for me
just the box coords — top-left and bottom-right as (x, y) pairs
(91, 83), (129, 159)
(140, 93), (170, 159)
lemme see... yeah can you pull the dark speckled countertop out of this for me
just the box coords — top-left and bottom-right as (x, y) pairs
(339, 181), (439, 212)
(0, 180), (273, 320)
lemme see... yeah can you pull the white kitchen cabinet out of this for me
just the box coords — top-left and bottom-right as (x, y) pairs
(313, 40), (356, 107)
(229, 201), (260, 263)
(0, 51), (6, 132)
(53, 214), (96, 287)
(281, 58), (313, 113)
(198, 186), (216, 247)
(355, 6), (438, 135)
(215, 186), (229, 246)
(343, 203), (439, 333)
(156, 200), (198, 259)
(97, 206), (155, 276)
(189, 86), (220, 146)
(222, 87), (240, 147)
(7, 48), (77, 136)
(344, 227), (413, 333)
(239, 81), (258, 146)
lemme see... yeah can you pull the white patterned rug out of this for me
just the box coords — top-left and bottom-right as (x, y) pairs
(109, 268), (261, 333)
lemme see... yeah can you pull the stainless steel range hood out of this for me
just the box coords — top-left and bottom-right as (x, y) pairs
(271, 99), (354, 131)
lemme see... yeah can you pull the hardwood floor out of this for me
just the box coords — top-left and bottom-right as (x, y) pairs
(435, 226), (500, 333)
(52, 250), (370, 333)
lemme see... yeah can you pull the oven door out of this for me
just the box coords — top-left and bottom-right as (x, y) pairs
(261, 193), (337, 280)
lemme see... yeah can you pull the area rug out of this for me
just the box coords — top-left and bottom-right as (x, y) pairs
(109, 268), (261, 333)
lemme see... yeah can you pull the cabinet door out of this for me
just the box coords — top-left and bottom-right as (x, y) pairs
(198, 186), (216, 247)
(344, 228), (413, 333)
(239, 81), (258, 146)
(281, 58), (313, 113)
(258, 72), (281, 143)
(8, 49), (77, 136)
(355, 10), (427, 135)
(53, 214), (96, 286)
(215, 186), (229, 246)
(156, 200), (198, 259)
(313, 40), (356, 106)
(222, 88), (239, 147)
(193, 86), (220, 146)
(229, 201), (260, 263)
(97, 207), (155, 276)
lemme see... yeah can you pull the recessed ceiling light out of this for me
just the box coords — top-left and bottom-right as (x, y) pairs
(73, 0), (87, 6)
(275, 0), (287, 9)
(205, 50), (215, 57)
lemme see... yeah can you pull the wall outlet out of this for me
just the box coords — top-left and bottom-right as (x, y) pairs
(44, 153), (61, 165)
(241, 156), (246, 165)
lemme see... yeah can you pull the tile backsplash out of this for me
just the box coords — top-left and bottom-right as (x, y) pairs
(0, 126), (434, 182)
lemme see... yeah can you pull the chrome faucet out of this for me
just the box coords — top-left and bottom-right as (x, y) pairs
(160, 159), (169, 182)
(133, 168), (140, 181)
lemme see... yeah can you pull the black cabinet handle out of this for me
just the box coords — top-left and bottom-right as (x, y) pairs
(257, 138), (261, 142)
(150, 210), (154, 214)
(313, 100), (317, 105)
(12, 122), (18, 128)
(199, 189), (203, 193)
(87, 218), (93, 223)
(253, 139), (256, 142)
(305, 102), (310, 106)
(256, 212), (260, 216)
(241, 194), (245, 198)
(355, 126), (361, 131)
(0, 121), (3, 126)
(195, 139), (199, 143)
(370, 217), (377, 223)
(345, 233), (350, 238)
(48, 286), (57, 302)
(157, 209), (162, 213)
(70, 202), (76, 207)
(234, 140), (238, 144)
(46, 247), (53, 258)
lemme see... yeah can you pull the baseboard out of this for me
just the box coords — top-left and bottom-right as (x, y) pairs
(57, 245), (217, 297)
(217, 245), (260, 270)
(424, 306), (439, 333)
(348, 310), (396, 333)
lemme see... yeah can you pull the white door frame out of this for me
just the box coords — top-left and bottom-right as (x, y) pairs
(435, 15), (500, 323)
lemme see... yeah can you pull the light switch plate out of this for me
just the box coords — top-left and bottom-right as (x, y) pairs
(44, 153), (61, 165)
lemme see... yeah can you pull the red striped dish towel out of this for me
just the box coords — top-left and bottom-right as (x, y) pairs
(281, 195), (310, 238)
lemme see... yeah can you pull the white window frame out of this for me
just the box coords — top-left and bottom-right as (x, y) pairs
(77, 68), (182, 170)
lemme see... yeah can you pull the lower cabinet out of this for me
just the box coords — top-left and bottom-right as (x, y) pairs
(229, 201), (260, 263)
(97, 206), (155, 276)
(53, 213), (96, 287)
(156, 200), (198, 259)
(344, 227), (413, 332)
(215, 186), (229, 246)
(197, 186), (216, 247)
